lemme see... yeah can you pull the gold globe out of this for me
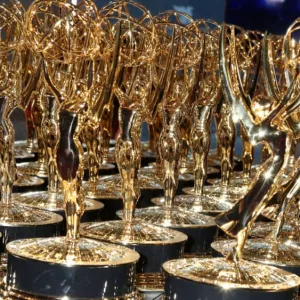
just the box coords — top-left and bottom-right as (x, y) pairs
(0, 0), (25, 55)
(153, 11), (203, 70)
(99, 0), (157, 67)
(26, 0), (99, 64)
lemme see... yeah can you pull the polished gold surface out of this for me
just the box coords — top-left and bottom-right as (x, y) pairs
(14, 148), (35, 160)
(128, 207), (216, 228)
(13, 172), (44, 188)
(273, 158), (299, 241)
(13, 191), (103, 213)
(152, 195), (233, 214)
(207, 169), (257, 185)
(80, 220), (187, 245)
(138, 173), (163, 190)
(163, 257), (300, 290)
(262, 204), (297, 221)
(28, 79), (48, 180)
(26, 0), (100, 241)
(178, 164), (219, 176)
(83, 180), (122, 200)
(155, 11), (203, 212)
(17, 162), (48, 178)
(14, 140), (38, 155)
(217, 102), (236, 186)
(183, 185), (246, 203)
(101, 169), (163, 191)
(0, 203), (62, 225)
(26, 0), (99, 64)
(212, 239), (300, 270)
(251, 221), (299, 240)
(100, 1), (158, 226)
(7, 237), (140, 266)
(0, 0), (22, 206)
(2, 0), (299, 297)
(216, 21), (300, 263)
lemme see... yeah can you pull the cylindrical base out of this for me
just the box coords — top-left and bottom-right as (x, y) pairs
(14, 140), (38, 154)
(98, 197), (123, 221)
(83, 162), (117, 180)
(1, 282), (141, 299)
(211, 239), (300, 276)
(183, 184), (246, 204)
(17, 162), (48, 178)
(6, 237), (140, 299)
(151, 195), (233, 216)
(12, 173), (46, 193)
(118, 207), (218, 255)
(15, 150), (36, 163)
(84, 181), (123, 221)
(141, 150), (156, 167)
(0, 204), (63, 253)
(251, 221), (298, 240)
(13, 192), (104, 234)
(80, 220), (187, 290)
(138, 188), (163, 208)
(163, 258), (300, 300)
(138, 173), (163, 208)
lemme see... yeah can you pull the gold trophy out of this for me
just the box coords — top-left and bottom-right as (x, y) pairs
(4, 1), (140, 299)
(13, 32), (103, 227)
(164, 23), (300, 300)
(17, 75), (48, 178)
(183, 25), (261, 208)
(251, 158), (299, 241)
(212, 19), (300, 278)
(80, 1), (188, 292)
(12, 28), (46, 190)
(14, 89), (103, 229)
(0, 0), (63, 280)
(80, 4), (122, 200)
(209, 30), (263, 182)
(117, 11), (218, 258)
(152, 19), (231, 215)
(14, 49), (39, 156)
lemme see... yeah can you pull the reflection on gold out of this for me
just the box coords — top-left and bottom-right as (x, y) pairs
(163, 258), (300, 290)
(217, 21), (300, 266)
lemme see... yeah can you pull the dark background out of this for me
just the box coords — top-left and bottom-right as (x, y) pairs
(226, 0), (300, 35)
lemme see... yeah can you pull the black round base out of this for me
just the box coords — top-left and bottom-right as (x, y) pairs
(163, 258), (300, 300)
(6, 237), (139, 299)
(164, 272), (299, 300)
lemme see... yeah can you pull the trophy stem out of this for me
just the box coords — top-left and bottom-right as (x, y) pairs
(148, 123), (156, 153)
(83, 118), (101, 191)
(116, 107), (141, 224)
(100, 104), (114, 164)
(241, 124), (253, 178)
(24, 101), (35, 152)
(154, 104), (163, 179)
(56, 110), (84, 240)
(31, 87), (47, 168)
(42, 94), (59, 196)
(273, 163), (299, 240)
(179, 117), (190, 170)
(160, 108), (181, 211)
(217, 24), (296, 258)
(217, 103), (235, 186)
(0, 96), (15, 206)
(191, 104), (213, 199)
